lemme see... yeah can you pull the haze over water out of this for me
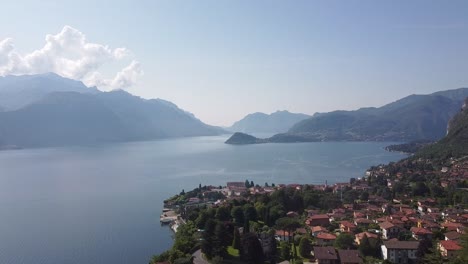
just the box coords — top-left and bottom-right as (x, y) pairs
(0, 135), (406, 264)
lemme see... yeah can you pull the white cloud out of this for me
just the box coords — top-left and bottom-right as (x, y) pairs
(0, 25), (143, 90)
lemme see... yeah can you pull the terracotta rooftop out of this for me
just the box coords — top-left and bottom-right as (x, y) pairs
(310, 214), (330, 220)
(379, 221), (395, 229)
(410, 227), (432, 235)
(440, 240), (462, 251)
(316, 232), (337, 240)
(355, 232), (378, 240)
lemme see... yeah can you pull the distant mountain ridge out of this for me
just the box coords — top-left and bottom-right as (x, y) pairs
(287, 88), (468, 142)
(0, 73), (98, 110)
(0, 74), (224, 148)
(225, 88), (468, 145)
(229, 110), (310, 133)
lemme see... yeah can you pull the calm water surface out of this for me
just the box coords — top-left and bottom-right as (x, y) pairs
(0, 135), (407, 264)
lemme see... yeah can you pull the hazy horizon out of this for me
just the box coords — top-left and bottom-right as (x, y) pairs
(1, 0), (468, 126)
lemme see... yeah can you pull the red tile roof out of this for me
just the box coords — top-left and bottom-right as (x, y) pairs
(317, 232), (337, 240)
(440, 240), (462, 251)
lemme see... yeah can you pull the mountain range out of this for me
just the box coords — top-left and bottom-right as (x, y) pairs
(228, 111), (310, 134)
(226, 88), (468, 144)
(0, 73), (224, 148)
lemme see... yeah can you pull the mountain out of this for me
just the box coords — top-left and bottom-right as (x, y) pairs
(416, 98), (468, 160)
(224, 132), (267, 145)
(0, 74), (224, 148)
(0, 73), (98, 110)
(287, 88), (468, 142)
(228, 110), (310, 133)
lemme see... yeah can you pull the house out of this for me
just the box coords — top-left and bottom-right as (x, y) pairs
(379, 221), (400, 239)
(338, 249), (363, 264)
(316, 232), (337, 246)
(354, 218), (373, 228)
(275, 230), (291, 242)
(308, 214), (330, 227)
(355, 232), (378, 245)
(340, 221), (356, 233)
(444, 231), (461, 241)
(410, 227), (432, 241)
(314, 246), (339, 264)
(311, 226), (328, 237)
(438, 240), (462, 258)
(381, 240), (419, 264)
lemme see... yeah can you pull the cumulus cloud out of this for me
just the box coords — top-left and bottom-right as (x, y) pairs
(0, 25), (143, 90)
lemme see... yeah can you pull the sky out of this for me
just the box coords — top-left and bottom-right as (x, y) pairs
(0, 0), (468, 126)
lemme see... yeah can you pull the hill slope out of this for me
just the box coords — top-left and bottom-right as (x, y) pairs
(229, 110), (310, 133)
(416, 98), (468, 160)
(288, 88), (468, 141)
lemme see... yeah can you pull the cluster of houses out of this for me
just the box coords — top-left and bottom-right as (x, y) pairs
(174, 179), (467, 263)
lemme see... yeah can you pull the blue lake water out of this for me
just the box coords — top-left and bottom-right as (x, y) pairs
(0, 135), (407, 264)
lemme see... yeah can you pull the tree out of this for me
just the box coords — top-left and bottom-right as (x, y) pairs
(215, 206), (231, 222)
(212, 222), (228, 258)
(275, 217), (301, 242)
(280, 241), (291, 261)
(195, 211), (210, 229)
(334, 233), (355, 249)
(244, 204), (258, 222)
(201, 219), (217, 259)
(359, 191), (369, 201)
(232, 228), (241, 249)
(240, 232), (264, 264)
(359, 234), (372, 257)
(231, 206), (244, 226)
(416, 238), (432, 261)
(298, 237), (312, 258)
(245, 179), (250, 188)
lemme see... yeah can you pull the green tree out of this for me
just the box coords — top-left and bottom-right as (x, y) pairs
(232, 228), (241, 249)
(215, 206), (231, 222)
(280, 241), (291, 261)
(201, 219), (217, 259)
(212, 222), (228, 258)
(195, 211), (210, 229)
(359, 234), (372, 257)
(298, 237), (312, 258)
(244, 204), (258, 222)
(240, 232), (264, 264)
(334, 233), (355, 249)
(231, 206), (244, 226)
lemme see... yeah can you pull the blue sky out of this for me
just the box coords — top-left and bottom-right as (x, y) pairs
(1, 0), (468, 126)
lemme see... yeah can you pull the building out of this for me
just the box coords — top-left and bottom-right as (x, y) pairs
(314, 246), (339, 264)
(410, 227), (432, 241)
(439, 240), (462, 258)
(379, 221), (400, 239)
(337, 249), (363, 264)
(340, 221), (357, 233)
(444, 231), (461, 241)
(355, 232), (378, 245)
(308, 214), (330, 227)
(381, 240), (419, 264)
(311, 226), (328, 237)
(316, 232), (337, 246)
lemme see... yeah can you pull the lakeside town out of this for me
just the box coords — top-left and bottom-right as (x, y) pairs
(152, 156), (468, 264)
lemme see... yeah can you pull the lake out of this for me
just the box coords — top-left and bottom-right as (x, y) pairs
(0, 135), (407, 264)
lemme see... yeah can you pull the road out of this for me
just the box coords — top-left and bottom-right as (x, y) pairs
(192, 249), (209, 264)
